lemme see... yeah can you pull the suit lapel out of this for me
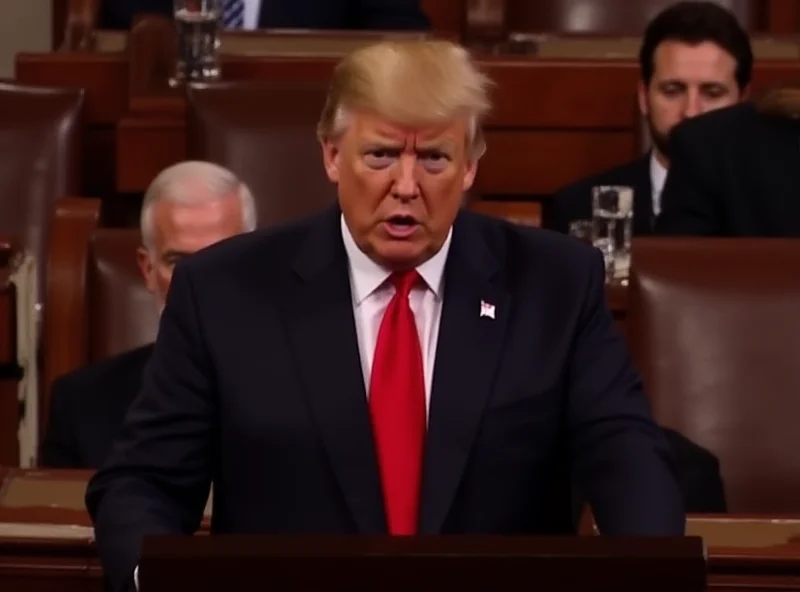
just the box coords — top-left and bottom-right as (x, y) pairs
(420, 212), (510, 533)
(283, 208), (386, 533)
(633, 154), (655, 235)
(761, 116), (800, 235)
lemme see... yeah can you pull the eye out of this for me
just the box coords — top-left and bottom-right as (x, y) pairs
(419, 150), (450, 172)
(364, 149), (399, 169)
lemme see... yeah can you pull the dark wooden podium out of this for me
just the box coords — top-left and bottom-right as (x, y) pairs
(139, 535), (707, 591)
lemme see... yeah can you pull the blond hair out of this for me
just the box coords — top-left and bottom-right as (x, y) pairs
(317, 39), (493, 160)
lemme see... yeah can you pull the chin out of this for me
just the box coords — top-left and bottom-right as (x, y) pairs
(374, 242), (429, 270)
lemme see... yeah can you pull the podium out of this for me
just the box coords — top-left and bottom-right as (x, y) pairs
(139, 535), (706, 591)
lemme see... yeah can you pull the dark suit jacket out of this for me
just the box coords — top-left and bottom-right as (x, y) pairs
(85, 206), (684, 592)
(549, 155), (655, 235)
(657, 102), (800, 236)
(41, 345), (155, 469)
(663, 428), (726, 513)
(101, 0), (430, 30)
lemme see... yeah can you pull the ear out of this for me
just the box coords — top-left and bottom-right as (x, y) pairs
(462, 158), (478, 193)
(637, 79), (649, 117)
(321, 139), (341, 183)
(137, 247), (158, 295)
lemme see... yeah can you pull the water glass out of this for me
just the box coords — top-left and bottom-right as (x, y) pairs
(591, 185), (633, 283)
(171, 0), (222, 86)
(568, 220), (593, 246)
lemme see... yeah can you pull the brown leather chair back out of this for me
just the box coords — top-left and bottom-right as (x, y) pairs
(0, 82), (84, 300)
(186, 81), (336, 228)
(627, 238), (800, 512)
(88, 229), (158, 361)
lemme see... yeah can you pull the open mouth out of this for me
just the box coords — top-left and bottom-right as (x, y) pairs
(384, 215), (419, 238)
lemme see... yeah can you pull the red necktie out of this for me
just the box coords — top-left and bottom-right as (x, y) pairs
(369, 271), (426, 535)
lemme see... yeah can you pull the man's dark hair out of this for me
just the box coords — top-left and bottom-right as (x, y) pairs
(639, 1), (753, 91)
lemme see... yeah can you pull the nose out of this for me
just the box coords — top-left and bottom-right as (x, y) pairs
(391, 154), (420, 200)
(682, 90), (702, 119)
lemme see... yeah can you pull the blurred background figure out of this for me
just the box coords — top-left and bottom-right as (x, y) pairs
(657, 82), (800, 236)
(550, 1), (751, 235)
(101, 0), (431, 31)
(41, 161), (256, 469)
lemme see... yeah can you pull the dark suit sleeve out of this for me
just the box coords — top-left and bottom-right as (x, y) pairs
(664, 429), (727, 513)
(85, 262), (214, 592)
(568, 249), (685, 535)
(356, 0), (430, 29)
(549, 184), (591, 234)
(41, 378), (83, 468)
(655, 123), (725, 235)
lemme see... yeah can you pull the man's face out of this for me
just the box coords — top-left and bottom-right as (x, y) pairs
(321, 111), (477, 270)
(137, 188), (246, 311)
(639, 40), (744, 161)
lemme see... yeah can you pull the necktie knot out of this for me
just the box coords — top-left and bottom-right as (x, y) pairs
(390, 270), (420, 299)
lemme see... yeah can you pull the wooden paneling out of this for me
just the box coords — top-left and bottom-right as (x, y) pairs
(15, 53), (128, 124)
(478, 130), (636, 195)
(15, 29), (800, 202)
(116, 118), (185, 193)
(42, 199), (101, 445)
(764, 0), (800, 34)
(421, 0), (465, 35)
(486, 60), (639, 128)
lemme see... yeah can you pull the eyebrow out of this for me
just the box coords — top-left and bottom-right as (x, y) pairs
(416, 141), (457, 152)
(360, 139), (405, 150)
(659, 79), (730, 87)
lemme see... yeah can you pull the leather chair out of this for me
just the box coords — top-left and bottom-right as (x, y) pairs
(43, 201), (157, 451)
(0, 82), (84, 308)
(88, 229), (158, 361)
(186, 81), (337, 228)
(627, 238), (800, 512)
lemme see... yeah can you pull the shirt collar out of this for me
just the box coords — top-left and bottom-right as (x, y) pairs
(650, 151), (668, 196)
(340, 214), (451, 305)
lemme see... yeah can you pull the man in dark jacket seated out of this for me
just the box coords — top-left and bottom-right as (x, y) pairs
(41, 161), (256, 468)
(101, 0), (430, 31)
(550, 1), (751, 236)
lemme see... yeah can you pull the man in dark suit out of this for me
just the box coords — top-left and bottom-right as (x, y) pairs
(86, 39), (684, 592)
(40, 161), (256, 469)
(550, 1), (751, 235)
(101, 0), (430, 31)
(656, 96), (800, 236)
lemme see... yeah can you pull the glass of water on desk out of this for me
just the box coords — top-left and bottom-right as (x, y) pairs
(171, 0), (222, 86)
(591, 185), (633, 284)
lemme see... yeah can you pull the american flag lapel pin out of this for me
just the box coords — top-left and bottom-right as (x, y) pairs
(480, 300), (496, 319)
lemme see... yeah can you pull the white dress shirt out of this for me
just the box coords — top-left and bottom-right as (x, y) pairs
(340, 215), (451, 415)
(239, 0), (262, 30)
(650, 151), (668, 216)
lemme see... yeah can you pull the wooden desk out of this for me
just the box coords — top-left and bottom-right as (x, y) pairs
(5, 469), (800, 590)
(16, 33), (800, 200)
(0, 468), (100, 592)
(689, 516), (800, 591)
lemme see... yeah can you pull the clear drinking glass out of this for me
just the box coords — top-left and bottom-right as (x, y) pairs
(568, 220), (594, 246)
(171, 0), (222, 86)
(591, 185), (633, 283)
